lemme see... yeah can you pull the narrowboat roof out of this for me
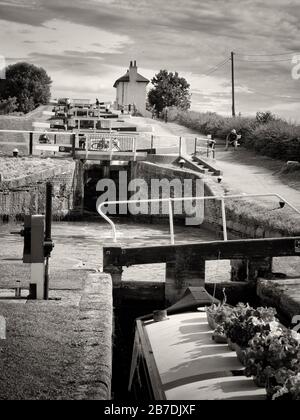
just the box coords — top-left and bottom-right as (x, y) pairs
(139, 311), (266, 400)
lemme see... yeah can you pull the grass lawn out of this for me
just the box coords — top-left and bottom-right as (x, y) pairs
(0, 275), (112, 401)
(0, 223), (112, 401)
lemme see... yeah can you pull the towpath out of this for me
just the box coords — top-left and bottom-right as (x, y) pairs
(132, 116), (300, 209)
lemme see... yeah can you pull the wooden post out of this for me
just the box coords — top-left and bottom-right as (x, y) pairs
(85, 131), (88, 159)
(247, 257), (273, 283)
(107, 266), (123, 288)
(103, 160), (111, 178)
(194, 138), (197, 155)
(231, 51), (236, 117)
(151, 135), (154, 152)
(71, 134), (76, 159)
(220, 198), (228, 241)
(231, 259), (248, 282)
(29, 132), (33, 156)
(44, 183), (53, 300)
(73, 160), (85, 215)
(165, 251), (206, 305)
(231, 257), (273, 283)
(53, 134), (57, 156)
(133, 137), (137, 161)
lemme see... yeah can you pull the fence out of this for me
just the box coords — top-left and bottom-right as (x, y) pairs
(0, 129), (74, 156)
(0, 129), (142, 158)
(147, 134), (216, 158)
(97, 193), (300, 244)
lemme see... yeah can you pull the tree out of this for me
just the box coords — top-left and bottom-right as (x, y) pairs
(148, 70), (191, 116)
(0, 62), (52, 113)
(256, 111), (277, 124)
(0, 97), (18, 115)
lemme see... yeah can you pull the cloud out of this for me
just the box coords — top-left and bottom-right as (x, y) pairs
(0, 0), (299, 119)
(0, 18), (132, 57)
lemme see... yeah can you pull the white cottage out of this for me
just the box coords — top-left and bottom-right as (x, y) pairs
(113, 61), (149, 116)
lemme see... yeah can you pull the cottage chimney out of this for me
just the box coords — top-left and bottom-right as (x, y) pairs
(129, 59), (138, 82)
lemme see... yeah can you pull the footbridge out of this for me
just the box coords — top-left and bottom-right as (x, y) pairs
(0, 129), (217, 165)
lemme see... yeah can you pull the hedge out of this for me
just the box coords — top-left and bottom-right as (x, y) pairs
(168, 108), (300, 161)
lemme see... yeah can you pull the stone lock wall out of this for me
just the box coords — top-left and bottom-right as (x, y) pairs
(0, 160), (83, 222)
(129, 160), (232, 236)
(129, 161), (206, 224)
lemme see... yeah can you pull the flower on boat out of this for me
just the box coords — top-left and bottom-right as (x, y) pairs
(272, 373), (300, 400)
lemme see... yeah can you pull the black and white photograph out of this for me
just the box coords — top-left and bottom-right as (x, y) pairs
(0, 0), (300, 404)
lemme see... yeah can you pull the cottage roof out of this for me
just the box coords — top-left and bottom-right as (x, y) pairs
(113, 70), (149, 88)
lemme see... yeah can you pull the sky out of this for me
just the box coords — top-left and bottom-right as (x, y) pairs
(0, 0), (300, 121)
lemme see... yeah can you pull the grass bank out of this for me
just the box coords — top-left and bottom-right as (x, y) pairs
(168, 108), (300, 162)
(225, 197), (300, 236)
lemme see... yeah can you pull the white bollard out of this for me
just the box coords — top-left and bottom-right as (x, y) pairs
(30, 263), (45, 300)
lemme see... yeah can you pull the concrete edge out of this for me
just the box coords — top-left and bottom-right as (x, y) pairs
(74, 272), (113, 400)
(146, 154), (178, 164)
(257, 278), (300, 321)
(189, 154), (223, 176)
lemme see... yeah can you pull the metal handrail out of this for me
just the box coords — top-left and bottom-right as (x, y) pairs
(97, 193), (300, 244)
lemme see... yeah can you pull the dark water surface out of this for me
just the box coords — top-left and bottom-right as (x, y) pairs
(0, 220), (232, 288)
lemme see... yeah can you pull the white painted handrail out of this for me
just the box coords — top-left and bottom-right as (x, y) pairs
(97, 193), (300, 244)
(0, 129), (73, 136)
(150, 133), (208, 142)
(0, 129), (215, 158)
